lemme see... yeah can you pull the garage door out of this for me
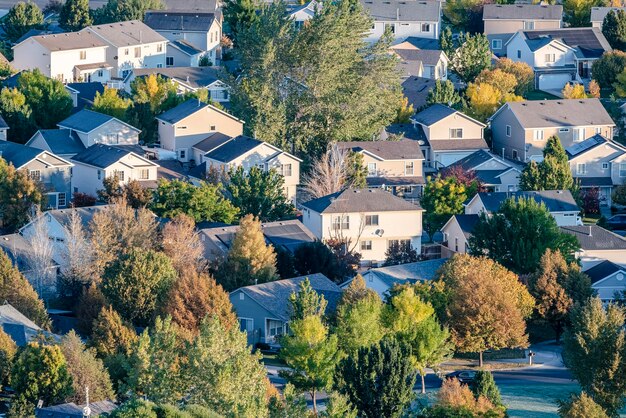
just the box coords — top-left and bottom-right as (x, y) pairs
(538, 73), (572, 90)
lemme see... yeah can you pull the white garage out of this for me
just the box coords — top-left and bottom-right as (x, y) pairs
(538, 73), (573, 90)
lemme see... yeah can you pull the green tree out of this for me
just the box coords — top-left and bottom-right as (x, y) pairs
(470, 370), (504, 409)
(92, 87), (132, 120)
(338, 274), (379, 306)
(0, 157), (43, 231)
(334, 289), (384, 355)
(411, 316), (452, 394)
(293, 240), (352, 283)
(226, 166), (295, 222)
(439, 26), (455, 58)
(18, 70), (73, 129)
(288, 277), (327, 321)
(426, 80), (461, 107)
(151, 179), (238, 223)
(520, 136), (574, 191)
(336, 338), (417, 418)
(0, 328), (17, 390)
(101, 248), (177, 326)
(128, 74), (179, 143)
(469, 197), (580, 274)
(563, 298), (626, 416)
(0, 87), (36, 142)
(613, 181), (626, 205)
(421, 174), (468, 240)
(222, 0), (258, 43)
(593, 50), (626, 90)
(92, 0), (164, 24)
(108, 399), (158, 418)
(3, 1), (43, 42)
(564, 0), (600, 28)
(451, 33), (491, 83)
(383, 241), (420, 266)
(268, 383), (308, 418)
(558, 392), (609, 418)
(59, 0), (92, 31)
(321, 392), (358, 418)
(346, 151), (368, 189)
(443, 0), (485, 33)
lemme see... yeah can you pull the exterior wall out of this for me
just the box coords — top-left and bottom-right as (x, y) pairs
(611, 154), (626, 185)
(484, 19), (561, 35)
(359, 274), (394, 299)
(441, 218), (469, 254)
(523, 126), (613, 160)
(579, 250), (626, 270)
(0, 128), (7, 141)
(71, 156), (157, 196)
(158, 31), (210, 51)
(506, 34), (535, 68)
(360, 154), (424, 178)
(165, 44), (201, 67)
(465, 196), (578, 225)
(12, 40), (52, 78)
(229, 290), (280, 346)
(592, 271), (626, 301)
(50, 47), (109, 83)
(367, 20), (439, 42)
(569, 144), (624, 180)
(266, 152), (300, 202)
(208, 82), (230, 103)
(84, 119), (140, 147)
(493, 170), (521, 192)
(424, 114), (484, 141)
(532, 44), (574, 68)
(23, 160), (72, 208)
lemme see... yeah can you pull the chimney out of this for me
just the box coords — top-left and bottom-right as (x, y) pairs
(396, 8), (400, 20)
(588, 225), (592, 237)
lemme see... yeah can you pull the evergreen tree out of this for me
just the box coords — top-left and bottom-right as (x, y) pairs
(471, 370), (504, 408)
(0, 157), (43, 231)
(222, 0), (258, 43)
(426, 80), (461, 107)
(520, 136), (574, 191)
(92, 0), (164, 24)
(0, 87), (36, 143)
(92, 87), (132, 120)
(17, 69), (73, 129)
(293, 240), (349, 282)
(59, 0), (92, 31)
(346, 151), (368, 189)
(451, 33), (491, 83)
(338, 274), (379, 306)
(288, 277), (328, 320)
(3, 1), (43, 42)
(384, 241), (420, 266)
(439, 26), (455, 59)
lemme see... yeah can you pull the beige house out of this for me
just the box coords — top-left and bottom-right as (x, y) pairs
(561, 225), (626, 269)
(482, 4), (562, 56)
(301, 188), (424, 266)
(390, 45), (448, 80)
(156, 99), (244, 163)
(440, 214), (480, 255)
(566, 135), (626, 207)
(490, 99), (615, 163)
(336, 140), (424, 200)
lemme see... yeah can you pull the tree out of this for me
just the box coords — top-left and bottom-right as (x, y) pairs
(226, 166), (295, 222)
(3, 1), (43, 42)
(59, 0), (92, 31)
(475, 68), (518, 96)
(613, 67), (626, 97)
(592, 50), (626, 89)
(161, 214), (205, 274)
(469, 197), (580, 274)
(59, 209), (95, 300)
(322, 392), (358, 418)
(336, 338), (417, 418)
(346, 151), (368, 189)
(18, 69), (73, 129)
(383, 241), (420, 266)
(215, 214), (278, 291)
(75, 285), (106, 336)
(465, 82), (507, 122)
(288, 278), (327, 321)
(613, 181), (626, 205)
(562, 83), (589, 99)
(128, 74), (178, 143)
(395, 96), (415, 123)
(443, 0), (485, 33)
(563, 298), (626, 415)
(471, 370), (504, 409)
(11, 343), (73, 408)
(589, 79), (601, 98)
(92, 87), (132, 120)
(431, 377), (503, 417)
(0, 87), (36, 142)
(412, 316), (453, 394)
(440, 164), (483, 198)
(0, 157), (42, 231)
(0, 328), (16, 390)
(23, 210), (55, 300)
(60, 331), (114, 404)
(581, 187), (600, 215)
(123, 180), (152, 208)
(222, 0), (258, 43)
(293, 240), (351, 283)
(564, 0), (600, 28)
(559, 392), (609, 418)
(334, 290), (385, 355)
(151, 179), (238, 223)
(450, 33), (491, 83)
(302, 146), (350, 199)
(437, 255), (534, 366)
(603, 10), (626, 50)
(338, 274), (379, 306)
(426, 80), (461, 107)
(268, 383), (308, 418)
(97, 175), (123, 202)
(92, 0), (164, 24)
(495, 58), (534, 96)
(164, 271), (237, 335)
(421, 175), (468, 240)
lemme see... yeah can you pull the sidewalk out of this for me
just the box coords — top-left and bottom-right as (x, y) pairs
(491, 340), (565, 369)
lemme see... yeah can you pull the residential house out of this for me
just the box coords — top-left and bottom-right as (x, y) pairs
(400, 76), (436, 111)
(81, 20), (167, 79)
(70, 144), (159, 196)
(582, 260), (626, 302)
(198, 219), (316, 262)
(0, 303), (59, 347)
(12, 32), (111, 83)
(0, 141), (72, 209)
(590, 7), (626, 28)
(197, 135), (302, 202)
(566, 135), (626, 206)
(412, 104), (489, 170)
(335, 140), (425, 200)
(505, 28), (611, 90)
(360, 0), (441, 42)
(560, 225), (626, 268)
(287, 0), (321, 28)
(301, 188), (424, 266)
(391, 47), (448, 80)
(36, 401), (117, 418)
(440, 214), (480, 255)
(144, 11), (222, 63)
(340, 258), (448, 299)
(65, 82), (105, 112)
(0, 115), (7, 141)
(465, 190), (581, 226)
(490, 99), (615, 162)
(25, 130), (87, 160)
(229, 273), (342, 346)
(446, 149), (522, 192)
(0, 234), (60, 293)
(157, 99), (244, 162)
(482, 4), (562, 56)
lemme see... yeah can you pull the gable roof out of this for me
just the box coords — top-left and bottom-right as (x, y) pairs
(475, 190), (580, 213)
(0, 114), (7, 130)
(399, 37), (441, 50)
(144, 11), (216, 32)
(192, 132), (233, 153)
(0, 303), (58, 347)
(560, 225), (626, 250)
(401, 76), (437, 110)
(36, 400), (117, 418)
(360, 0), (441, 22)
(0, 233), (60, 276)
(360, 258), (448, 289)
(65, 82), (106, 111)
(204, 135), (264, 162)
(450, 149), (504, 170)
(493, 99), (615, 129)
(336, 140), (424, 160)
(58, 109), (137, 133)
(483, 4), (563, 20)
(71, 144), (153, 169)
(131, 67), (223, 90)
(170, 39), (204, 56)
(84, 20), (166, 47)
(14, 31), (107, 51)
(566, 134), (626, 159)
(30, 129), (86, 155)
(302, 188), (422, 214)
(413, 104), (486, 128)
(590, 6), (626, 23)
(517, 28), (612, 59)
(0, 141), (71, 169)
(156, 99), (242, 125)
(393, 48), (446, 67)
(584, 260), (626, 284)
(233, 273), (342, 322)
(443, 214), (481, 238)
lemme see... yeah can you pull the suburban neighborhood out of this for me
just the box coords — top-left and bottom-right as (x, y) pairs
(0, 0), (624, 417)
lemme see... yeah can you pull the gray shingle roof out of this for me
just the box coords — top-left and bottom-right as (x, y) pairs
(584, 260), (625, 284)
(0, 141), (48, 169)
(590, 7), (626, 23)
(394, 48), (445, 67)
(401, 76), (436, 110)
(382, 123), (424, 141)
(0, 114), (8, 130)
(35, 129), (86, 155)
(560, 225), (626, 250)
(360, 0), (441, 22)
(44, 205), (110, 230)
(23, 31), (107, 51)
(366, 176), (425, 186)
(477, 190), (580, 213)
(453, 214), (480, 238)
(170, 39), (204, 56)
(362, 258), (448, 288)
(84, 20), (166, 47)
(520, 28), (612, 59)
(36, 400), (117, 418)
(234, 273), (342, 321)
(451, 149), (497, 171)
(0, 233), (60, 275)
(204, 135), (264, 162)
(429, 139), (489, 152)
(71, 144), (133, 168)
(144, 11), (216, 32)
(156, 99), (210, 124)
(336, 140), (424, 160)
(401, 37), (441, 50)
(58, 109), (117, 133)
(413, 104), (458, 126)
(132, 66), (222, 89)
(577, 177), (615, 187)
(499, 99), (615, 129)
(0, 303), (58, 347)
(483, 4), (563, 20)
(65, 82), (105, 112)
(302, 188), (422, 213)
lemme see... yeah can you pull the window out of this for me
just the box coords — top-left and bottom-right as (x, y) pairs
(166, 56), (174, 66)
(280, 163), (292, 176)
(620, 163), (626, 177)
(113, 170), (125, 181)
(492, 39), (502, 50)
(179, 149), (186, 159)
(332, 215), (350, 230)
(125, 48), (129, 56)
(239, 318), (253, 332)
(267, 319), (284, 338)
(388, 239), (411, 248)
(559, 128), (570, 133)
(512, 149), (518, 160)
(384, 23), (395, 33)
(421, 23), (430, 32)
(58, 193), (66, 208)
(79, 50), (86, 60)
(360, 240), (372, 251)
(365, 215), (379, 226)
(139, 169), (149, 180)
(596, 127), (602, 134)
(405, 161), (414, 175)
(134, 47), (141, 58)
(97, 69), (103, 77)
(97, 170), (101, 180)
(573, 127), (585, 142)
(577, 163), (587, 175)
(156, 63), (163, 68)
(524, 21), (535, 30)
(29, 170), (41, 181)
(450, 128), (463, 139)
(545, 53), (556, 63)
(210, 125), (216, 131)
(506, 125), (511, 137)
(517, 50), (521, 59)
(157, 43), (163, 52)
(454, 237), (459, 252)
(107, 133), (119, 144)
(367, 162), (377, 176)
(533, 129), (544, 141)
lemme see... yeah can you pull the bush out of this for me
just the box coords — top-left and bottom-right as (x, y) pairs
(592, 51), (626, 89)
(72, 192), (96, 207)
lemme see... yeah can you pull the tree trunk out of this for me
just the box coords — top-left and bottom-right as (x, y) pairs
(421, 372), (426, 394)
(479, 351), (484, 368)
(555, 321), (562, 343)
(312, 389), (317, 416)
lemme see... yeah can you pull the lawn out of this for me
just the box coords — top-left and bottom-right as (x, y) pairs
(525, 90), (559, 100)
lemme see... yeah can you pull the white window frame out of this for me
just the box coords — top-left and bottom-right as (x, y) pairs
(573, 127), (585, 142)
(602, 162), (609, 169)
(620, 163), (626, 177)
(332, 215), (350, 230)
(79, 50), (87, 60)
(492, 39), (502, 50)
(238, 317), (253, 333)
(281, 163), (292, 177)
(506, 125), (511, 137)
(367, 162), (377, 176)
(266, 318), (285, 341)
(533, 129), (544, 141)
(113, 170), (125, 182)
(139, 169), (149, 180)
(405, 161), (414, 175)
(365, 214), (379, 226)
(545, 53), (556, 63)
(166, 56), (174, 66)
(524, 21), (535, 30)
(577, 163), (587, 175)
(384, 23), (395, 33)
(134, 46), (141, 58)
(58, 192), (66, 208)
(421, 23), (430, 32)
(450, 128), (463, 139)
(360, 240), (372, 251)
(29, 170), (41, 181)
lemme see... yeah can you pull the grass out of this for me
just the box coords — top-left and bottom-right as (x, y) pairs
(261, 353), (286, 367)
(524, 90), (559, 101)
(500, 383), (579, 418)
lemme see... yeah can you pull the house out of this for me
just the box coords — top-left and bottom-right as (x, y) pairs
(566, 135), (626, 207)
(482, 4), (562, 56)
(36, 401), (117, 418)
(446, 150), (522, 192)
(157, 99), (244, 162)
(440, 214), (480, 255)
(70, 144), (159, 196)
(125, 67), (229, 102)
(65, 82), (105, 112)
(335, 140), (425, 200)
(198, 135), (302, 202)
(301, 188), (424, 266)
(560, 225), (626, 269)
(505, 28), (611, 90)
(412, 104), (489, 170)
(590, 7), (626, 29)
(391, 47), (448, 80)
(287, 0), (321, 28)
(360, 0), (441, 42)
(401, 76), (436, 111)
(0, 233), (60, 291)
(490, 99), (615, 163)
(25, 130), (87, 160)
(81, 20), (167, 79)
(0, 114), (7, 141)
(230, 273), (342, 346)
(0, 141), (73, 209)
(0, 303), (59, 346)
(465, 190), (581, 226)
(12, 31), (111, 83)
(144, 10), (222, 63)
(341, 258), (448, 299)
(199, 219), (316, 262)
(582, 260), (626, 302)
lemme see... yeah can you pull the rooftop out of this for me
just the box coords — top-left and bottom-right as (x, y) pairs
(204, 135), (265, 163)
(157, 99), (241, 125)
(71, 144), (135, 168)
(144, 10), (216, 32)
(58, 109), (125, 133)
(566, 134), (626, 159)
(394, 48), (446, 68)
(483, 4), (563, 20)
(476, 190), (580, 213)
(451, 214), (481, 238)
(400, 76), (437, 110)
(360, 0), (441, 22)
(85, 20), (167, 47)
(560, 225), (626, 250)
(65, 82), (106, 112)
(359, 258), (448, 290)
(19, 31), (107, 51)
(36, 400), (117, 418)
(131, 66), (223, 90)
(413, 104), (459, 126)
(518, 28), (612, 59)
(590, 6), (626, 22)
(336, 140), (424, 160)
(496, 99), (615, 129)
(302, 188), (422, 214)
(0, 141), (50, 169)
(170, 39), (204, 56)
(583, 260), (626, 284)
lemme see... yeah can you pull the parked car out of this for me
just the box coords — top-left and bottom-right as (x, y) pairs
(446, 370), (477, 384)
(607, 214), (626, 230)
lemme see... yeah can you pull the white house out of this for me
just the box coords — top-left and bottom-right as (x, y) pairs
(590, 7), (626, 28)
(440, 214), (480, 255)
(582, 260), (626, 302)
(301, 188), (424, 266)
(288, 1), (321, 28)
(390, 46), (448, 80)
(360, 0), (441, 42)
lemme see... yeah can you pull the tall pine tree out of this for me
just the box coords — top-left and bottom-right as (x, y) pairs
(59, 0), (92, 31)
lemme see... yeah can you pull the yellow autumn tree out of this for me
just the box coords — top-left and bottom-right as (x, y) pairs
(396, 96), (415, 123)
(475, 68), (518, 95)
(588, 80), (601, 98)
(562, 83), (588, 99)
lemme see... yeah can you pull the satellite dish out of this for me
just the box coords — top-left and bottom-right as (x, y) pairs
(418, 140), (425, 145)
(83, 406), (92, 417)
(376, 229), (385, 237)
